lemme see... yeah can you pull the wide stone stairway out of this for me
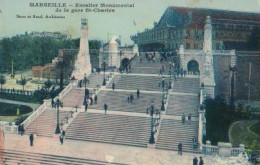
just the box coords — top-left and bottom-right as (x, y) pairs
(167, 94), (199, 117)
(172, 77), (200, 94)
(89, 90), (161, 113)
(66, 113), (151, 148)
(108, 75), (170, 91)
(0, 149), (124, 165)
(155, 119), (199, 152)
(25, 109), (71, 137)
(130, 55), (170, 75)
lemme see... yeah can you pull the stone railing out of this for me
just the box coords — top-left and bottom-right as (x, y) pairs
(212, 50), (235, 55)
(198, 87), (206, 149)
(183, 49), (203, 55)
(58, 82), (74, 99)
(202, 141), (245, 156)
(0, 88), (33, 96)
(21, 99), (52, 129)
(3, 122), (18, 134)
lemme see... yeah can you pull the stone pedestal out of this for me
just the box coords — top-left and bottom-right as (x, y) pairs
(218, 142), (232, 157)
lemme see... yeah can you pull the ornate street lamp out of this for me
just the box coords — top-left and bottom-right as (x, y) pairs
(83, 74), (87, 105)
(161, 77), (165, 111)
(149, 101), (155, 144)
(54, 98), (63, 134)
(101, 60), (107, 86)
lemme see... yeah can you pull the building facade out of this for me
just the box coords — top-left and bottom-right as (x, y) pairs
(131, 7), (260, 51)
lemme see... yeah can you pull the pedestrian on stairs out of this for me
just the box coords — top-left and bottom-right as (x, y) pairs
(130, 94), (134, 103)
(104, 104), (108, 114)
(137, 89), (140, 99)
(29, 133), (34, 146)
(94, 95), (98, 104)
(178, 142), (182, 155)
(159, 69), (162, 76)
(112, 82), (115, 91)
(127, 95), (130, 103)
(51, 98), (54, 108)
(18, 125), (21, 135)
(193, 157), (198, 165)
(188, 113), (191, 124)
(199, 157), (204, 165)
(182, 114), (186, 124)
(90, 97), (93, 105)
(21, 124), (25, 135)
(59, 134), (64, 145)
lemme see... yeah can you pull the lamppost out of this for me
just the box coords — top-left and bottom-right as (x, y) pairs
(101, 60), (107, 86)
(161, 77), (165, 111)
(83, 74), (87, 105)
(54, 98), (63, 134)
(148, 101), (155, 144)
(147, 101), (161, 144)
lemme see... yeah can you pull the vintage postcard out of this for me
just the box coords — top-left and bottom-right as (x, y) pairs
(0, 0), (259, 164)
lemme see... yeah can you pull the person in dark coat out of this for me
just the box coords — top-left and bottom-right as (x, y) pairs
(130, 94), (134, 103)
(199, 157), (204, 165)
(182, 114), (185, 124)
(21, 124), (25, 135)
(193, 157), (198, 165)
(94, 95), (98, 104)
(112, 82), (115, 91)
(85, 89), (90, 99)
(29, 133), (34, 146)
(137, 89), (140, 99)
(59, 135), (64, 145)
(104, 104), (108, 114)
(18, 125), (21, 135)
(90, 97), (93, 105)
(188, 113), (191, 124)
(178, 143), (182, 155)
(51, 98), (54, 108)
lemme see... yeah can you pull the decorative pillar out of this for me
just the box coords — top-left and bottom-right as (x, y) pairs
(202, 16), (216, 98)
(71, 19), (92, 79)
(179, 45), (185, 69)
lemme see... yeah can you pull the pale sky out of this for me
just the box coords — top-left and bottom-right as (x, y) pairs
(0, 0), (260, 45)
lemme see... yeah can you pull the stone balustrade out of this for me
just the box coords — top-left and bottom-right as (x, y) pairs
(202, 141), (245, 156)
(3, 122), (18, 134)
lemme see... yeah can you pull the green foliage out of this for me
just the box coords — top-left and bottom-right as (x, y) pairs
(0, 102), (33, 116)
(204, 96), (250, 145)
(0, 36), (79, 72)
(0, 93), (41, 104)
(20, 77), (27, 91)
(0, 75), (6, 90)
(15, 114), (29, 125)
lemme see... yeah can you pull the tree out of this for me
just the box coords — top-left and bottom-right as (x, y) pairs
(0, 75), (6, 91)
(20, 77), (27, 91)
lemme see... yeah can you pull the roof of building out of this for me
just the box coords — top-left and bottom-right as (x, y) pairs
(170, 6), (260, 24)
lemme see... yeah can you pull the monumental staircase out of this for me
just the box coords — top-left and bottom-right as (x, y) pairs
(25, 109), (71, 137)
(66, 113), (150, 148)
(16, 52), (201, 158)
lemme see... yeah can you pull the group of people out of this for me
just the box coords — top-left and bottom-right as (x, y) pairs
(182, 113), (192, 124)
(193, 156), (204, 165)
(18, 124), (25, 136)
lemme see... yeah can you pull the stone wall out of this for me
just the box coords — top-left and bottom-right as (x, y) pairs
(213, 55), (231, 99)
(213, 52), (260, 101)
(235, 52), (260, 100)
